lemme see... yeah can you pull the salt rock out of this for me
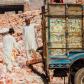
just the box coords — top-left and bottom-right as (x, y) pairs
(0, 9), (44, 84)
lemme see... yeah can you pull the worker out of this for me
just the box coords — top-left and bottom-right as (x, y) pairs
(3, 28), (20, 72)
(23, 18), (38, 60)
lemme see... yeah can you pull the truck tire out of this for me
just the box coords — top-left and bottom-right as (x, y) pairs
(74, 68), (84, 84)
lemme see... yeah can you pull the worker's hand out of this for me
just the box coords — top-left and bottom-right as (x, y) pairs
(18, 51), (20, 54)
(14, 50), (20, 56)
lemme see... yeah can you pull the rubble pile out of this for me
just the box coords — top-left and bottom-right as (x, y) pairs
(0, 10), (45, 84)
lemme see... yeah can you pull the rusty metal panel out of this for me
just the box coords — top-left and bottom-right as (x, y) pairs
(48, 4), (65, 15)
(66, 4), (82, 15)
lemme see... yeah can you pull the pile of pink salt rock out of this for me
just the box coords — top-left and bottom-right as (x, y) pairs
(0, 10), (45, 84)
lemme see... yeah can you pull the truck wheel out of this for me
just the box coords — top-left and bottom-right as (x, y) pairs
(74, 68), (84, 84)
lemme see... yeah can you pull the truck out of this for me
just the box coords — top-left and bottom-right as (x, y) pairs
(40, 1), (84, 84)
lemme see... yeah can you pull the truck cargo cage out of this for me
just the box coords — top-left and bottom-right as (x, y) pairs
(42, 3), (84, 69)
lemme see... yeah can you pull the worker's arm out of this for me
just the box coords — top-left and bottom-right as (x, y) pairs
(23, 26), (26, 41)
(23, 27), (25, 36)
(13, 37), (20, 51)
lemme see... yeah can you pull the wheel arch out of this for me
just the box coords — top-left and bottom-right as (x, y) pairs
(70, 58), (84, 72)
(68, 59), (84, 84)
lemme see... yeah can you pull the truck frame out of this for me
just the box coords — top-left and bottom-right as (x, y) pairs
(41, 2), (84, 84)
